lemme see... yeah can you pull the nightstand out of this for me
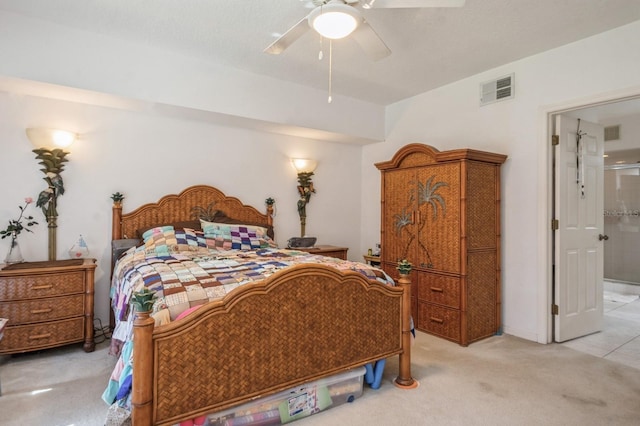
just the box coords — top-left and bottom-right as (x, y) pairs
(0, 258), (97, 354)
(295, 245), (348, 260)
(363, 254), (381, 266)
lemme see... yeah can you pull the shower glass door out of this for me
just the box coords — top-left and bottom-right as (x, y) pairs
(604, 164), (640, 285)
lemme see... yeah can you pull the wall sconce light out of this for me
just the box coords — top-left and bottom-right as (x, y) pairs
(26, 128), (77, 261)
(291, 158), (317, 238)
(26, 128), (77, 150)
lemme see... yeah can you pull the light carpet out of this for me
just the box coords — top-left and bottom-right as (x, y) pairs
(1, 332), (639, 426)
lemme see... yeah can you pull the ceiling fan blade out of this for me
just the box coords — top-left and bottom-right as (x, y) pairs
(363, 0), (465, 8)
(264, 15), (311, 55)
(351, 21), (391, 61)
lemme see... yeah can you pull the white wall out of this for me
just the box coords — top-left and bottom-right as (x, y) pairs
(602, 113), (640, 153)
(0, 10), (385, 144)
(0, 92), (364, 324)
(361, 20), (640, 342)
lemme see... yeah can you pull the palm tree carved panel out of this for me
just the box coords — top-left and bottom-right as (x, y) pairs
(385, 163), (461, 273)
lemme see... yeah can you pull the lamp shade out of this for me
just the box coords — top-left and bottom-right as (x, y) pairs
(291, 158), (318, 173)
(26, 128), (77, 150)
(308, 2), (362, 39)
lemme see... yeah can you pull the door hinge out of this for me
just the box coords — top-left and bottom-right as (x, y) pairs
(551, 304), (559, 315)
(551, 219), (559, 230)
(551, 135), (559, 146)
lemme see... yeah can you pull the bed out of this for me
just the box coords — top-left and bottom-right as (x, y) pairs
(107, 185), (414, 426)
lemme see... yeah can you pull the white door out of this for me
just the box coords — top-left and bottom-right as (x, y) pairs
(554, 115), (604, 342)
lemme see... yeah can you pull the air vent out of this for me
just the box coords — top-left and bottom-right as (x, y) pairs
(604, 125), (620, 141)
(480, 73), (514, 106)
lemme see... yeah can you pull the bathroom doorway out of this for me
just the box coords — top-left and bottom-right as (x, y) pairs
(562, 98), (640, 298)
(558, 99), (640, 368)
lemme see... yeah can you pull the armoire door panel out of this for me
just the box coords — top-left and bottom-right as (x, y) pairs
(415, 164), (461, 273)
(467, 162), (499, 250)
(382, 169), (418, 264)
(467, 250), (499, 340)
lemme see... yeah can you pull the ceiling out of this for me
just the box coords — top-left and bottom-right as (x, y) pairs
(1, 0), (640, 106)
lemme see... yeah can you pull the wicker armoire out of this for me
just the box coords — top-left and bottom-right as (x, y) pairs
(376, 144), (507, 346)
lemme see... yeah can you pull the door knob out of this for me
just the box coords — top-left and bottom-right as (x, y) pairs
(598, 234), (609, 241)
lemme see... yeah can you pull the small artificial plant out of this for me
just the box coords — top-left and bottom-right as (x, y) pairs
(111, 192), (125, 204)
(131, 287), (157, 312)
(397, 259), (412, 275)
(191, 201), (219, 221)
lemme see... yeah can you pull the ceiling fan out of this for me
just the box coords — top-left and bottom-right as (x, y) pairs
(264, 0), (466, 61)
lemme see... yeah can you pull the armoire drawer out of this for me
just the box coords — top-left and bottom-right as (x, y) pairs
(417, 302), (460, 342)
(0, 271), (85, 301)
(417, 274), (460, 308)
(0, 294), (85, 325)
(0, 316), (85, 354)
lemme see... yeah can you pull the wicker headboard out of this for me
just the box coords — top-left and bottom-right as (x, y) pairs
(111, 185), (274, 240)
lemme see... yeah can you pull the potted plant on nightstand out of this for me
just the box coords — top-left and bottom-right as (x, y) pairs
(1, 198), (38, 263)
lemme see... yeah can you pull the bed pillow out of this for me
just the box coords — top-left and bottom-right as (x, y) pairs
(209, 211), (275, 240)
(141, 226), (208, 254)
(136, 220), (201, 239)
(200, 220), (277, 250)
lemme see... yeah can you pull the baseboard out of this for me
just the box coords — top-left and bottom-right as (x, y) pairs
(501, 326), (540, 343)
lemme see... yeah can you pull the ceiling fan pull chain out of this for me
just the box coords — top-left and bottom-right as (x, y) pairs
(328, 39), (333, 104)
(318, 35), (324, 60)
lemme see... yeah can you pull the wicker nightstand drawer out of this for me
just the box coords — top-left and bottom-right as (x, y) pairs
(0, 271), (85, 301)
(0, 317), (85, 354)
(295, 245), (348, 260)
(0, 294), (85, 325)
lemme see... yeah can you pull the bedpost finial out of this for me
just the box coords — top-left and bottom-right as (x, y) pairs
(265, 197), (275, 219)
(111, 192), (125, 207)
(397, 259), (412, 275)
(132, 287), (157, 313)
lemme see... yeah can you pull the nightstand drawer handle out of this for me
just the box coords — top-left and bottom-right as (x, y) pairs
(430, 287), (444, 293)
(29, 333), (52, 340)
(30, 308), (53, 314)
(430, 317), (444, 324)
(31, 284), (53, 290)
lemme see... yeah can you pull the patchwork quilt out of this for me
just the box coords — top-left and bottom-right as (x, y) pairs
(110, 246), (391, 345)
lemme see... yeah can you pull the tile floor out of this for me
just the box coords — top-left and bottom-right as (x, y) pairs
(561, 282), (640, 370)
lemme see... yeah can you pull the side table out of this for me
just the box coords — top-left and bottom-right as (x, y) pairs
(0, 317), (6, 396)
(0, 258), (97, 354)
(363, 254), (381, 267)
(294, 245), (349, 260)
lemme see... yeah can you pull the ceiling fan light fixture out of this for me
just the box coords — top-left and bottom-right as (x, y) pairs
(308, 3), (362, 40)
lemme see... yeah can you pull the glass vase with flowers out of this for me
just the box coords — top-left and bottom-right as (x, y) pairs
(1, 198), (38, 263)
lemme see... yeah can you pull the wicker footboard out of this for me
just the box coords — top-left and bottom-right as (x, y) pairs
(132, 264), (413, 426)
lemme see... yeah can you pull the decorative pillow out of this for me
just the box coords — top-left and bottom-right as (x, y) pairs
(141, 226), (208, 254)
(136, 220), (201, 239)
(209, 211), (275, 240)
(141, 226), (176, 255)
(200, 220), (276, 250)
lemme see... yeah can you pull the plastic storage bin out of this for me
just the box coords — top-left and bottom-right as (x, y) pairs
(206, 366), (366, 426)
